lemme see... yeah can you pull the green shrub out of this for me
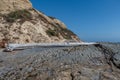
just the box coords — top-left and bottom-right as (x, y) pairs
(47, 25), (76, 39)
(4, 9), (32, 22)
(59, 28), (76, 39)
(46, 29), (58, 37)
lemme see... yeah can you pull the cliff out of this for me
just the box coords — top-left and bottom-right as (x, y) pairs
(0, 0), (80, 46)
(0, 0), (32, 14)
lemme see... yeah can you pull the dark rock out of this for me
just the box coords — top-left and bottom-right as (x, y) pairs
(112, 53), (120, 68)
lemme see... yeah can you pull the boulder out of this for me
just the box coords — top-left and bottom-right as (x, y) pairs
(112, 53), (120, 68)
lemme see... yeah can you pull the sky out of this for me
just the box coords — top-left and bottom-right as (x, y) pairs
(30, 0), (120, 42)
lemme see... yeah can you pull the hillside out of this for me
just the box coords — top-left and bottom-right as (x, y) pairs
(0, 0), (80, 47)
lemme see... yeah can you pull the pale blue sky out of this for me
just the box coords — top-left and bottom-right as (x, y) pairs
(30, 0), (120, 42)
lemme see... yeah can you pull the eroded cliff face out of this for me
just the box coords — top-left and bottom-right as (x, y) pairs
(0, 0), (32, 14)
(0, 0), (80, 45)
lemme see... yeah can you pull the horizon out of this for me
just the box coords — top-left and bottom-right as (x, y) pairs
(30, 0), (120, 42)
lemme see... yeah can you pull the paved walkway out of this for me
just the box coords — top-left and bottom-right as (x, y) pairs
(5, 42), (98, 51)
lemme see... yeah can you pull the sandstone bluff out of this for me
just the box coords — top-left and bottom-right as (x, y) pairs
(0, 0), (80, 46)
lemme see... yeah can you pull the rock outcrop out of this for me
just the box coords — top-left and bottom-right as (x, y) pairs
(0, 43), (120, 80)
(0, 0), (32, 14)
(0, 0), (80, 45)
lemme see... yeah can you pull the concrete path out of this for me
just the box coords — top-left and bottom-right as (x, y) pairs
(5, 42), (98, 51)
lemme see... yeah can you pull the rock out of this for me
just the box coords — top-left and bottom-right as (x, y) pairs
(0, 0), (32, 14)
(56, 70), (72, 80)
(102, 72), (118, 80)
(80, 68), (101, 80)
(0, 59), (3, 63)
(0, 43), (120, 80)
(112, 53), (120, 68)
(0, 42), (6, 48)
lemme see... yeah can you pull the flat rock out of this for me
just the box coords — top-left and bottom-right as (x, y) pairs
(0, 43), (120, 80)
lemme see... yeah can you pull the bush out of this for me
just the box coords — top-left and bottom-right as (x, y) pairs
(4, 9), (32, 22)
(59, 28), (76, 39)
(46, 29), (58, 37)
(46, 26), (76, 40)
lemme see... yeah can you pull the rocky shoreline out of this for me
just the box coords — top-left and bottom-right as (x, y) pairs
(0, 42), (120, 80)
